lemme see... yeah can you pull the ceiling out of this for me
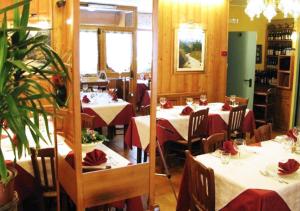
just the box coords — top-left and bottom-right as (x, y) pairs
(80, 0), (153, 13)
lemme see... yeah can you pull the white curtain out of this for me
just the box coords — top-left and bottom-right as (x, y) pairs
(80, 30), (98, 75)
(137, 30), (152, 73)
(106, 32), (132, 73)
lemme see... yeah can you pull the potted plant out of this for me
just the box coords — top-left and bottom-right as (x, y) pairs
(0, 0), (68, 207)
(81, 128), (109, 150)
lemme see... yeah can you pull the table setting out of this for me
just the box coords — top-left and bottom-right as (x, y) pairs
(177, 132), (300, 211)
(125, 97), (255, 151)
(81, 91), (135, 127)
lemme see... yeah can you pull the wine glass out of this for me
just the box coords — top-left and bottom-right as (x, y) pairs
(200, 94), (207, 105)
(230, 95), (236, 106)
(159, 97), (166, 109)
(186, 98), (193, 106)
(82, 84), (88, 92)
(92, 85), (98, 92)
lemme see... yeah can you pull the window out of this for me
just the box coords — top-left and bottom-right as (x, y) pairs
(80, 30), (98, 75)
(137, 30), (152, 73)
(106, 31), (133, 74)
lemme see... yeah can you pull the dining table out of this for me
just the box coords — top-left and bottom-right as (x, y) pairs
(2, 119), (142, 210)
(125, 103), (256, 151)
(81, 92), (135, 129)
(176, 139), (300, 211)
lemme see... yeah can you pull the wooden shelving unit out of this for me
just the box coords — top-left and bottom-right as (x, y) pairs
(253, 87), (274, 127)
(264, 19), (295, 130)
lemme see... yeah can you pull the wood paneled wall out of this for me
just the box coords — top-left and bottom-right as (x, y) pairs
(157, 0), (229, 102)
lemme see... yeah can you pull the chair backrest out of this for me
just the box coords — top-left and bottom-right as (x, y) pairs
(30, 148), (56, 193)
(185, 150), (215, 211)
(202, 132), (227, 154)
(254, 123), (272, 142)
(188, 108), (209, 145)
(227, 105), (247, 137)
(81, 113), (95, 129)
(140, 105), (150, 116)
(225, 96), (249, 106)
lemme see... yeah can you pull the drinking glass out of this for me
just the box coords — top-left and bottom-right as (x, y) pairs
(82, 84), (88, 92)
(92, 85), (98, 92)
(234, 138), (246, 157)
(230, 95), (236, 106)
(220, 152), (231, 164)
(200, 94), (207, 104)
(159, 97), (167, 109)
(186, 98), (193, 106)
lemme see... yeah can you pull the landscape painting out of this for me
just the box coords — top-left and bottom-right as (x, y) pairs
(175, 28), (205, 72)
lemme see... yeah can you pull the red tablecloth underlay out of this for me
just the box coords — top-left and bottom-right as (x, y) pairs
(176, 162), (290, 211)
(125, 111), (256, 150)
(137, 83), (149, 106)
(83, 104), (135, 128)
(141, 90), (150, 107)
(6, 161), (44, 210)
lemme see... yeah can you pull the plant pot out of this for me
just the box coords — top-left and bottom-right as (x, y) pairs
(0, 167), (17, 207)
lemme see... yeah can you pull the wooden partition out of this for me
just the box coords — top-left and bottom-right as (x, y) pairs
(52, 0), (157, 210)
(157, 0), (229, 102)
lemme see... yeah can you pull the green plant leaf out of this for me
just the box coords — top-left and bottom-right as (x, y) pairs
(0, 1), (28, 15)
(0, 148), (8, 184)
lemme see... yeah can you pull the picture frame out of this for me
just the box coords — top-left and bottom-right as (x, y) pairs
(174, 27), (206, 72)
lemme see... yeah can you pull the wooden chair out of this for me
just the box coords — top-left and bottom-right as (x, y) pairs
(140, 104), (150, 116)
(30, 147), (56, 210)
(227, 105), (247, 139)
(167, 108), (209, 156)
(254, 123), (272, 142)
(202, 132), (227, 154)
(185, 150), (215, 211)
(225, 96), (249, 106)
(81, 113), (95, 129)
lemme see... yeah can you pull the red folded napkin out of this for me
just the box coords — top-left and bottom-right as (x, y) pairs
(82, 95), (90, 103)
(286, 129), (297, 142)
(65, 151), (75, 168)
(199, 101), (208, 106)
(83, 149), (107, 166)
(278, 159), (300, 175)
(163, 101), (173, 109)
(181, 106), (193, 115)
(223, 140), (238, 155)
(222, 103), (231, 111)
(112, 93), (118, 101)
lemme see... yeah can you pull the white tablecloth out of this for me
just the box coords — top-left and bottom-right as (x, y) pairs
(81, 92), (129, 125)
(133, 103), (249, 150)
(196, 141), (300, 210)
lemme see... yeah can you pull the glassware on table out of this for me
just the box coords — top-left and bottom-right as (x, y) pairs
(220, 151), (231, 164)
(200, 94), (207, 105)
(234, 138), (246, 157)
(82, 84), (88, 92)
(282, 138), (293, 152)
(159, 97), (167, 109)
(230, 95), (236, 106)
(186, 98), (193, 106)
(92, 85), (98, 92)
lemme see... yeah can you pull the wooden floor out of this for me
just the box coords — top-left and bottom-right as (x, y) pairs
(106, 129), (284, 211)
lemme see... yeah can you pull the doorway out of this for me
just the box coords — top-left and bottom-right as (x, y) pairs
(227, 32), (257, 109)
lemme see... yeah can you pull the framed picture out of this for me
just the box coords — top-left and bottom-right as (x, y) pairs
(174, 27), (205, 72)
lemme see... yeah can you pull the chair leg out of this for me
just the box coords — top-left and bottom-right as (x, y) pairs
(137, 148), (142, 163)
(143, 151), (147, 162)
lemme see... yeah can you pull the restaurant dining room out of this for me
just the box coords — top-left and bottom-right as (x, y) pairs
(1, 0), (300, 210)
